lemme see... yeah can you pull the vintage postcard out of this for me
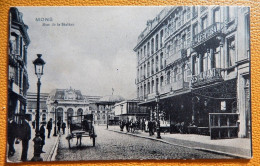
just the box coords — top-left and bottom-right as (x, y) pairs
(7, 6), (251, 162)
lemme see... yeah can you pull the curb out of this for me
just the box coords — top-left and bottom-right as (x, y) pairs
(46, 135), (60, 161)
(108, 129), (250, 159)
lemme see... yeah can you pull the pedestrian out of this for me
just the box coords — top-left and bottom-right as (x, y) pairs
(57, 119), (61, 134)
(148, 120), (153, 136)
(47, 118), (52, 138)
(20, 114), (31, 161)
(39, 122), (46, 153)
(62, 122), (66, 134)
(125, 119), (130, 132)
(7, 117), (16, 157)
(32, 120), (35, 129)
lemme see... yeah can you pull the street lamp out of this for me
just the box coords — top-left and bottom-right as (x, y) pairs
(31, 54), (45, 161)
(155, 91), (161, 139)
(120, 104), (123, 131)
(53, 100), (58, 136)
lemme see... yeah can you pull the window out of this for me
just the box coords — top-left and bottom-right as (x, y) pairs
(160, 76), (164, 86)
(201, 16), (208, 30)
(183, 65), (188, 82)
(147, 42), (150, 56)
(147, 62), (150, 76)
(181, 34), (186, 49)
(227, 36), (235, 67)
(167, 71), (171, 84)
(213, 46), (221, 68)
(151, 38), (154, 54)
(167, 45), (171, 57)
(144, 45), (146, 57)
(173, 68), (178, 82)
(151, 59), (154, 74)
(160, 53), (163, 69)
(227, 7), (235, 22)
(213, 8), (220, 23)
(10, 34), (19, 54)
(147, 82), (150, 94)
(151, 80), (154, 93)
(203, 52), (208, 72)
(144, 84), (146, 96)
(192, 6), (198, 18)
(160, 30), (163, 48)
(140, 67), (143, 79)
(221, 101), (226, 111)
(144, 64), (146, 78)
(193, 55), (198, 75)
(155, 34), (159, 51)
(140, 49), (143, 58)
(173, 40), (177, 54)
(193, 23), (198, 38)
(183, 10), (186, 23)
(156, 56), (159, 72)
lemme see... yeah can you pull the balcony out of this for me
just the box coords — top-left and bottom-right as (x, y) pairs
(166, 48), (187, 66)
(191, 68), (223, 87)
(192, 22), (224, 48)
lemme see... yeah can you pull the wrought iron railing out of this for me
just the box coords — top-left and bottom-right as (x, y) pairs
(192, 22), (224, 47)
(191, 68), (223, 86)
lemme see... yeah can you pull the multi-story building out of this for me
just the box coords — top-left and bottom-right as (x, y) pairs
(27, 92), (49, 123)
(8, 7), (30, 121)
(134, 6), (250, 138)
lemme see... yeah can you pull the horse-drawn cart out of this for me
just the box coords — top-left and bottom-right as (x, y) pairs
(66, 114), (96, 148)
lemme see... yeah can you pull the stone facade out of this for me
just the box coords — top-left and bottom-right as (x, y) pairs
(134, 6), (250, 138)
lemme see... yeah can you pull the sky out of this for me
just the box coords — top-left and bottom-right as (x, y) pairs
(17, 7), (164, 99)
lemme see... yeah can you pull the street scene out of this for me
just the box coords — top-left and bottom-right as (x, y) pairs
(7, 6), (251, 162)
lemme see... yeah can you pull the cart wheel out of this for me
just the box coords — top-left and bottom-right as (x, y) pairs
(68, 139), (71, 149)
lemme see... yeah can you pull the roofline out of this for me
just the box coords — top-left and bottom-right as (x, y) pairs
(133, 7), (177, 52)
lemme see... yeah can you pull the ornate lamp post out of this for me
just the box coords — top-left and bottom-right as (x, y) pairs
(53, 100), (58, 136)
(31, 54), (45, 161)
(120, 104), (123, 131)
(155, 91), (161, 139)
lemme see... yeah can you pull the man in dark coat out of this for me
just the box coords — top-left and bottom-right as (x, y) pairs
(57, 119), (61, 134)
(148, 120), (154, 136)
(8, 118), (16, 157)
(62, 122), (66, 134)
(39, 123), (46, 153)
(47, 118), (52, 138)
(20, 115), (31, 161)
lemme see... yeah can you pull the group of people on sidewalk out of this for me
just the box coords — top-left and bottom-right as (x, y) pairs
(119, 118), (158, 136)
(7, 115), (67, 162)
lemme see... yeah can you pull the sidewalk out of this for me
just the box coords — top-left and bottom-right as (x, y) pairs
(7, 125), (60, 163)
(108, 125), (252, 159)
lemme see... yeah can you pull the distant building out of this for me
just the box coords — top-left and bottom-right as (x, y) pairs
(134, 6), (250, 138)
(113, 100), (149, 122)
(8, 7), (30, 122)
(27, 92), (48, 123)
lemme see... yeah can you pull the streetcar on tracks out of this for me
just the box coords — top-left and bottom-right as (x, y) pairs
(66, 114), (97, 148)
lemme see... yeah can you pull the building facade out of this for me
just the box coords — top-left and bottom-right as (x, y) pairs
(27, 92), (49, 123)
(8, 7), (30, 122)
(134, 6), (250, 138)
(113, 100), (149, 122)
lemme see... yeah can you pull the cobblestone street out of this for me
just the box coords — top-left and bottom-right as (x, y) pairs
(55, 125), (232, 161)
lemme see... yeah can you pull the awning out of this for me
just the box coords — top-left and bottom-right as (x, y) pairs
(191, 79), (237, 100)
